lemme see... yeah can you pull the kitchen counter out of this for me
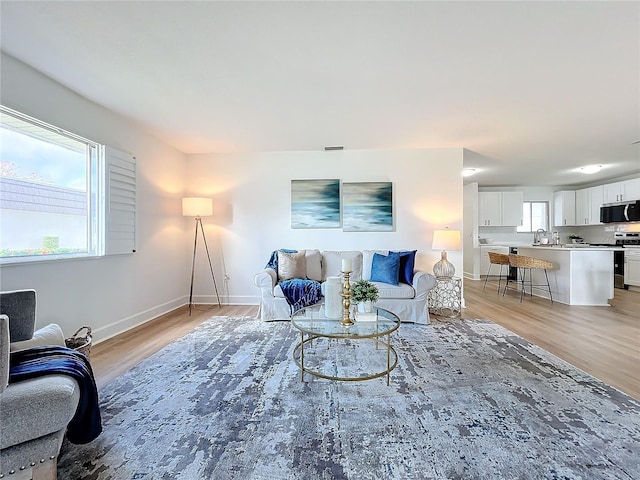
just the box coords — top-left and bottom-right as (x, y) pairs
(517, 246), (616, 306)
(527, 245), (624, 251)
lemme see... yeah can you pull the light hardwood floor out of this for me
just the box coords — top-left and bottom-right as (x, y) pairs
(461, 279), (639, 400)
(91, 283), (639, 400)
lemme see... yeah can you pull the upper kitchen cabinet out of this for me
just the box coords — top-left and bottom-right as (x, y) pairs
(479, 191), (523, 227)
(479, 192), (501, 226)
(554, 190), (576, 226)
(575, 185), (603, 225)
(603, 178), (640, 203)
(501, 191), (524, 226)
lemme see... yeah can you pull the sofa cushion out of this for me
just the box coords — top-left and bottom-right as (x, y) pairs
(362, 250), (389, 281)
(321, 251), (363, 281)
(277, 250), (306, 281)
(305, 249), (323, 282)
(0, 290), (36, 342)
(373, 281), (416, 299)
(396, 250), (417, 285)
(371, 252), (400, 285)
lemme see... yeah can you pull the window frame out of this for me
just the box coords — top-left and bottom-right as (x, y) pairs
(0, 105), (136, 265)
(517, 200), (549, 234)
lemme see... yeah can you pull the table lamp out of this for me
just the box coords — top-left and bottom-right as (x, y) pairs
(432, 228), (461, 278)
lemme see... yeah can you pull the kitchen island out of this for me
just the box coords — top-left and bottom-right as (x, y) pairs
(516, 246), (623, 306)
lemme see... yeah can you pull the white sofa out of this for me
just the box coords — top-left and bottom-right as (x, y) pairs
(254, 249), (437, 324)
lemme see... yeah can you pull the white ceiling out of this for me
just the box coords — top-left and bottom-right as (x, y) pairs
(1, 1), (638, 187)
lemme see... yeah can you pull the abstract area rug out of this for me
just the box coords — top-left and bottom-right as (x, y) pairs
(58, 317), (640, 480)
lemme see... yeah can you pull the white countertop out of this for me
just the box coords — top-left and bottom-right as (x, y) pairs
(520, 245), (624, 251)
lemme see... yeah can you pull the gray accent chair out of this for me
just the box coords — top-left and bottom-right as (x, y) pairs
(0, 290), (80, 480)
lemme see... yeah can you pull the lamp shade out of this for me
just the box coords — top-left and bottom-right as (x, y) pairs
(182, 197), (213, 217)
(432, 229), (461, 251)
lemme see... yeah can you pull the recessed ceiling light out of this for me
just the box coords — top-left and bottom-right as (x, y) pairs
(462, 168), (477, 177)
(578, 164), (603, 174)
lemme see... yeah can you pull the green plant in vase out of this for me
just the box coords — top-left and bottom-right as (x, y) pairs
(351, 280), (379, 313)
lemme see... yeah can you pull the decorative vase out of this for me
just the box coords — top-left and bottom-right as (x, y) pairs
(358, 300), (374, 314)
(322, 276), (343, 319)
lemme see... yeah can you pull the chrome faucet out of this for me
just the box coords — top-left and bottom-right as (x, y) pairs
(534, 229), (546, 244)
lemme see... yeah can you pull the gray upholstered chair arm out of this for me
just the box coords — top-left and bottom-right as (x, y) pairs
(0, 315), (9, 394)
(0, 375), (80, 449)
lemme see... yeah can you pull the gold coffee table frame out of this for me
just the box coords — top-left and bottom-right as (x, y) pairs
(291, 304), (400, 385)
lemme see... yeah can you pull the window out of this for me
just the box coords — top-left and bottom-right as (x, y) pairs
(0, 106), (136, 263)
(517, 201), (549, 233)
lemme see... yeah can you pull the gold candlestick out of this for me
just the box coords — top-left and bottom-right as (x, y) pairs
(340, 270), (355, 327)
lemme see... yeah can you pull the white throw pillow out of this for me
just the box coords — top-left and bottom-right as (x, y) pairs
(305, 249), (323, 281)
(10, 323), (65, 352)
(321, 251), (363, 281)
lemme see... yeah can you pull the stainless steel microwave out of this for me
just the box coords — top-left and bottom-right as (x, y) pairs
(600, 200), (640, 223)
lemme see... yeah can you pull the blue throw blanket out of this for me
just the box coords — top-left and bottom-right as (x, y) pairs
(266, 250), (323, 312)
(9, 346), (102, 444)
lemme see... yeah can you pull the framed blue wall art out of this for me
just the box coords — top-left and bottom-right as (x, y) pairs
(291, 179), (341, 228)
(342, 182), (393, 232)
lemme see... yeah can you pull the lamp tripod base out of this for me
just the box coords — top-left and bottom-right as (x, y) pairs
(188, 216), (222, 315)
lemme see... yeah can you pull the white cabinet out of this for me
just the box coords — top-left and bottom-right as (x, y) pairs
(603, 179), (640, 203)
(624, 251), (640, 287)
(501, 191), (524, 226)
(575, 189), (588, 226)
(479, 192), (501, 226)
(575, 185), (603, 225)
(480, 246), (509, 276)
(588, 185), (604, 224)
(554, 190), (576, 226)
(478, 191), (523, 227)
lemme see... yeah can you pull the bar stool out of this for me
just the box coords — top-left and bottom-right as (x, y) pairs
(483, 252), (511, 294)
(505, 254), (553, 303)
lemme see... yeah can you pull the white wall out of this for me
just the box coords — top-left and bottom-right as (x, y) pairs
(0, 53), (189, 342)
(463, 182), (479, 279)
(186, 148), (464, 305)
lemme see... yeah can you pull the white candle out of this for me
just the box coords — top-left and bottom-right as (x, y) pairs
(342, 258), (352, 272)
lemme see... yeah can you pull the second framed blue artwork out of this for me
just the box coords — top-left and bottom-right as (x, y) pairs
(342, 182), (393, 232)
(291, 179), (341, 228)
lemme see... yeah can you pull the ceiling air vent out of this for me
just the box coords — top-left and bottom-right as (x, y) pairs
(323, 145), (344, 151)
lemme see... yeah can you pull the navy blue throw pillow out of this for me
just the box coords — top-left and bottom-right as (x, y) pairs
(395, 250), (417, 285)
(371, 252), (401, 286)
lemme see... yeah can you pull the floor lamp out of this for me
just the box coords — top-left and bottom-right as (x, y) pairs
(183, 197), (221, 315)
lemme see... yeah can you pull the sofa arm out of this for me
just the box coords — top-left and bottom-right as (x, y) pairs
(9, 323), (66, 353)
(254, 268), (277, 298)
(412, 271), (437, 300)
(0, 315), (8, 394)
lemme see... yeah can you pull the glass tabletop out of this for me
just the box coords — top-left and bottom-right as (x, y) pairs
(291, 304), (400, 338)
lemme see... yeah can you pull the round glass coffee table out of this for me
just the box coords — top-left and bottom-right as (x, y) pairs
(291, 304), (399, 385)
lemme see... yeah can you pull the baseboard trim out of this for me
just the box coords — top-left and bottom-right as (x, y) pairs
(92, 296), (185, 344)
(93, 294), (261, 345)
(191, 294), (260, 305)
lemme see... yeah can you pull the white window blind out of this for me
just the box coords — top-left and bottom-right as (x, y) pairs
(105, 147), (136, 255)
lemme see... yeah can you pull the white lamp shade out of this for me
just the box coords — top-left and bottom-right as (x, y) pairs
(432, 229), (461, 251)
(182, 197), (213, 217)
